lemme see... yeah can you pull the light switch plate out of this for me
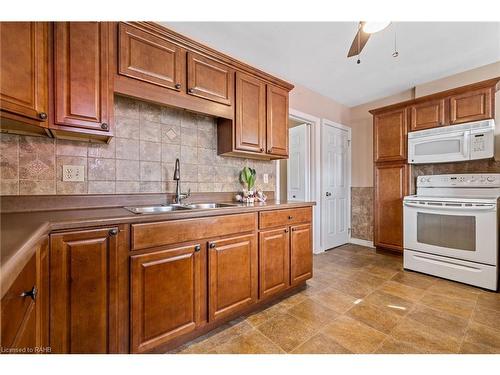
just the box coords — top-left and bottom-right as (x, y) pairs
(263, 173), (269, 184)
(63, 165), (85, 182)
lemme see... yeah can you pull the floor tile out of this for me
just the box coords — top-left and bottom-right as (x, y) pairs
(390, 317), (461, 353)
(291, 333), (352, 354)
(426, 280), (480, 302)
(257, 313), (317, 352)
(471, 306), (500, 331)
(419, 292), (476, 319)
(327, 276), (375, 299)
(322, 316), (387, 353)
(375, 337), (427, 354)
(459, 341), (500, 354)
(476, 292), (500, 311)
(378, 281), (425, 302)
(213, 329), (284, 354)
(311, 287), (359, 314)
(287, 297), (338, 329)
(362, 264), (399, 280)
(406, 304), (469, 339)
(390, 271), (436, 290)
(363, 290), (414, 316)
(464, 322), (500, 350)
(245, 302), (288, 328)
(346, 300), (401, 334)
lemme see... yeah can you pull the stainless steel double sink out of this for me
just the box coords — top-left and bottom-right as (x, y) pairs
(124, 202), (238, 214)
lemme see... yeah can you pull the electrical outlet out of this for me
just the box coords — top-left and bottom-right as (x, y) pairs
(263, 173), (269, 184)
(62, 165), (85, 182)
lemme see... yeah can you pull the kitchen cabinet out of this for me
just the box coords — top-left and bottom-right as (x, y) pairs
(0, 240), (48, 353)
(373, 107), (408, 162)
(49, 226), (128, 353)
(187, 52), (234, 106)
(449, 87), (493, 124)
(290, 224), (313, 285)
(266, 84), (289, 157)
(409, 99), (446, 131)
(50, 22), (113, 142)
(130, 243), (204, 353)
(0, 22), (49, 136)
(208, 234), (258, 322)
(259, 228), (290, 299)
(374, 162), (409, 252)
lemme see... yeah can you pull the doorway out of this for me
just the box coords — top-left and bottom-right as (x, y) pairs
(321, 120), (351, 250)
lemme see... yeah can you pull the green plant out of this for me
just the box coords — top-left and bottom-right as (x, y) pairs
(239, 167), (256, 191)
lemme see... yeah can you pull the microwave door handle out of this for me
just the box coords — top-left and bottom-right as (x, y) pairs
(403, 202), (495, 211)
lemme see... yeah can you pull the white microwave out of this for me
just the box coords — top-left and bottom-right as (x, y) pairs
(408, 119), (495, 164)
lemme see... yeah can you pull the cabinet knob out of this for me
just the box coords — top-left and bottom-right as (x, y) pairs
(21, 286), (37, 301)
(209, 242), (216, 249)
(188, 88), (194, 93)
(108, 228), (118, 236)
(260, 148), (264, 152)
(288, 215), (293, 220)
(194, 244), (201, 252)
(175, 83), (181, 89)
(38, 112), (47, 120)
(284, 229), (289, 233)
(101, 123), (109, 130)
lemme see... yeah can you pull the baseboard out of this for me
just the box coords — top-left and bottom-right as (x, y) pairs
(349, 237), (375, 248)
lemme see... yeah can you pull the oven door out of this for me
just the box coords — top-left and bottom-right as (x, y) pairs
(408, 130), (469, 164)
(403, 200), (498, 265)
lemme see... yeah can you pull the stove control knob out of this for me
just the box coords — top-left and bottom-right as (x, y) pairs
(487, 176), (495, 182)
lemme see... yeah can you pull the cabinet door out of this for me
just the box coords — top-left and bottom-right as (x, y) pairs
(266, 84), (289, 157)
(53, 22), (112, 133)
(0, 22), (48, 122)
(409, 99), (445, 131)
(374, 108), (407, 162)
(118, 22), (184, 91)
(131, 243), (203, 353)
(234, 71), (266, 153)
(259, 228), (290, 299)
(374, 162), (409, 252)
(187, 52), (234, 105)
(50, 227), (125, 353)
(208, 234), (257, 321)
(290, 224), (313, 286)
(449, 88), (493, 124)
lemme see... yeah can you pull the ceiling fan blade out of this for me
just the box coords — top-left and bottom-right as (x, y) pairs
(347, 28), (371, 57)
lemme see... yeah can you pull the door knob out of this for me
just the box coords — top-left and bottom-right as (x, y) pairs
(21, 286), (37, 301)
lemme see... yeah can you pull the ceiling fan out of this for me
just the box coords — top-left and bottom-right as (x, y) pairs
(347, 22), (391, 62)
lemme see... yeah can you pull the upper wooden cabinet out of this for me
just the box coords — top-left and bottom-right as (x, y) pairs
(187, 52), (234, 106)
(49, 226), (128, 353)
(0, 22), (49, 135)
(374, 162), (409, 252)
(266, 84), (289, 157)
(118, 22), (184, 92)
(409, 99), (445, 131)
(449, 87), (493, 124)
(208, 234), (258, 322)
(51, 22), (113, 140)
(373, 108), (407, 162)
(234, 71), (266, 153)
(130, 243), (203, 353)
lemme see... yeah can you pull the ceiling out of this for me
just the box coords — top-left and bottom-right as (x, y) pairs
(162, 22), (500, 107)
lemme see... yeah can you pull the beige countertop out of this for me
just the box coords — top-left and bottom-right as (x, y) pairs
(1, 200), (315, 297)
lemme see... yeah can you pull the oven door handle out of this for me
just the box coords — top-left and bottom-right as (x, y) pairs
(403, 202), (496, 211)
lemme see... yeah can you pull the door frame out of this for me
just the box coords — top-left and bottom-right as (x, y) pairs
(275, 109), (321, 253)
(320, 119), (352, 253)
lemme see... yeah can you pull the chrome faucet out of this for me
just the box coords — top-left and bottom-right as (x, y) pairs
(173, 158), (191, 204)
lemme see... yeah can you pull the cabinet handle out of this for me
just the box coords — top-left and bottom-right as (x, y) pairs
(21, 286), (37, 301)
(209, 242), (216, 249)
(109, 228), (118, 236)
(101, 123), (109, 130)
(194, 244), (201, 252)
(38, 112), (47, 120)
(175, 83), (181, 89)
(188, 88), (194, 93)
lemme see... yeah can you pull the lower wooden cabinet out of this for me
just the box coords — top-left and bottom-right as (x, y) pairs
(259, 228), (290, 299)
(290, 224), (313, 285)
(0, 239), (48, 354)
(130, 243), (204, 353)
(49, 226), (128, 353)
(208, 234), (258, 322)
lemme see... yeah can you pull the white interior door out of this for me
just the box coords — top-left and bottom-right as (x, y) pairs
(287, 124), (308, 201)
(321, 122), (350, 250)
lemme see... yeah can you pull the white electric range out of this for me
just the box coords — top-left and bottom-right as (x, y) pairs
(403, 173), (500, 290)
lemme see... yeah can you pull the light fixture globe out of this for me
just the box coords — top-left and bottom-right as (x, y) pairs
(362, 21), (391, 34)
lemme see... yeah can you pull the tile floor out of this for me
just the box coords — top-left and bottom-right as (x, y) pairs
(171, 244), (500, 354)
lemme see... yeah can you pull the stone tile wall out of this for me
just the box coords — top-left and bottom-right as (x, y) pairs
(0, 96), (275, 195)
(351, 187), (373, 242)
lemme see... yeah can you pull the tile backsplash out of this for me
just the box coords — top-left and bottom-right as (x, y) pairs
(0, 96), (275, 195)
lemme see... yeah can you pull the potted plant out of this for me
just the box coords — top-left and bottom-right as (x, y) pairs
(239, 167), (256, 203)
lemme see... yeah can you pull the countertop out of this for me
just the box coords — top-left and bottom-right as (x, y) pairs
(1, 200), (315, 297)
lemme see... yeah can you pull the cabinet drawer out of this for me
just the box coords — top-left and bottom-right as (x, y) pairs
(131, 213), (257, 250)
(259, 207), (312, 230)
